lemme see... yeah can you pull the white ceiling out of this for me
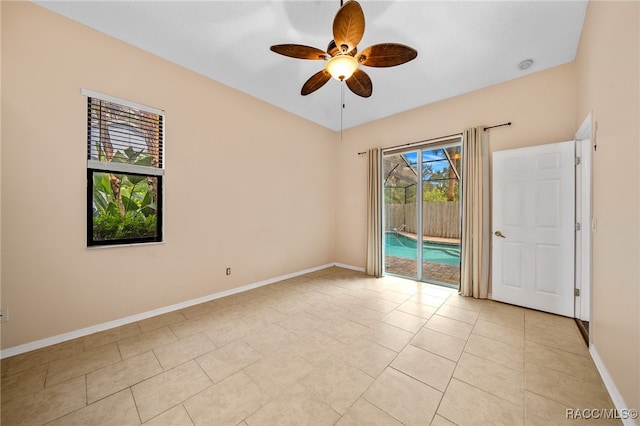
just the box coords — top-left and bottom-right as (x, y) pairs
(34, 1), (588, 131)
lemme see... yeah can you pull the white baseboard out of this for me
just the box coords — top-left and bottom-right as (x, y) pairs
(590, 343), (638, 426)
(1, 262), (361, 359)
(334, 262), (365, 273)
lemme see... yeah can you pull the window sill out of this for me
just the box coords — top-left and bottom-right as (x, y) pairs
(87, 241), (165, 250)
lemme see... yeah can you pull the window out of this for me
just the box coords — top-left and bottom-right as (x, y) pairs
(85, 90), (164, 246)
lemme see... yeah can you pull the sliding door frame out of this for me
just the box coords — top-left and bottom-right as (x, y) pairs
(382, 134), (463, 284)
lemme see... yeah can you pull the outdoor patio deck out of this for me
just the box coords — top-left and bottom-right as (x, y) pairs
(385, 255), (460, 286)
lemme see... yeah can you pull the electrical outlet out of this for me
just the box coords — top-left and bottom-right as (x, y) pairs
(226, 267), (231, 276)
(0, 308), (9, 323)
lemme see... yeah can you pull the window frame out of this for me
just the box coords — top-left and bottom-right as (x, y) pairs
(84, 89), (165, 247)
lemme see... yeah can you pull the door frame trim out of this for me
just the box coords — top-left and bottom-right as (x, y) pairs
(574, 113), (593, 325)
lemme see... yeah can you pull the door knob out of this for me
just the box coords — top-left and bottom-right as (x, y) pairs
(495, 231), (506, 238)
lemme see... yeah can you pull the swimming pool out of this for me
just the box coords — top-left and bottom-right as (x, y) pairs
(385, 233), (461, 265)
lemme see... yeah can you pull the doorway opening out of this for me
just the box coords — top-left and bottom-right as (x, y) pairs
(382, 137), (462, 287)
(574, 113), (593, 344)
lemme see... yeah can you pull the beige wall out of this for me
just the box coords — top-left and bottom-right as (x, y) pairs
(575, 1), (640, 411)
(335, 62), (578, 267)
(1, 2), (338, 349)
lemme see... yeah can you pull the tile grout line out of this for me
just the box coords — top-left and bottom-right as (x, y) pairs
(130, 385), (144, 425)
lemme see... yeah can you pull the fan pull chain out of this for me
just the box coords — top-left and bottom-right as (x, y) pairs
(340, 83), (345, 142)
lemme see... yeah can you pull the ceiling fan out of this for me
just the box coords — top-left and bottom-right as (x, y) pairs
(270, 0), (418, 98)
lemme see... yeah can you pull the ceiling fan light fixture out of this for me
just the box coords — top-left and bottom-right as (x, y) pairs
(270, 0), (415, 97)
(326, 54), (358, 81)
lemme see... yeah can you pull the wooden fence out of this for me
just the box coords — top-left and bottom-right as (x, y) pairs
(385, 202), (461, 239)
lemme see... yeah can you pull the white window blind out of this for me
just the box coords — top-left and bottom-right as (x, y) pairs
(86, 92), (164, 176)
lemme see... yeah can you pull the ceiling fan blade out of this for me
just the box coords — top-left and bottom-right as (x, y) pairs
(357, 43), (418, 67)
(301, 69), (331, 96)
(270, 44), (328, 60)
(332, 1), (365, 54)
(346, 68), (372, 98)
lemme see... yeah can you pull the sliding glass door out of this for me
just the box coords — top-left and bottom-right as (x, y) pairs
(383, 150), (419, 279)
(383, 139), (462, 287)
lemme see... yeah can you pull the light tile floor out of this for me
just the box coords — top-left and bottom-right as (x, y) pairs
(1, 267), (619, 425)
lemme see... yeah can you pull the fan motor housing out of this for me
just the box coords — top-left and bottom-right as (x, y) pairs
(327, 40), (357, 58)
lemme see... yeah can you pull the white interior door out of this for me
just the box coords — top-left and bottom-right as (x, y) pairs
(492, 141), (575, 317)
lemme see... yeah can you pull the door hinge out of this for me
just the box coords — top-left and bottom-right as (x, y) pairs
(575, 156), (581, 165)
(575, 288), (580, 297)
(575, 222), (581, 231)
